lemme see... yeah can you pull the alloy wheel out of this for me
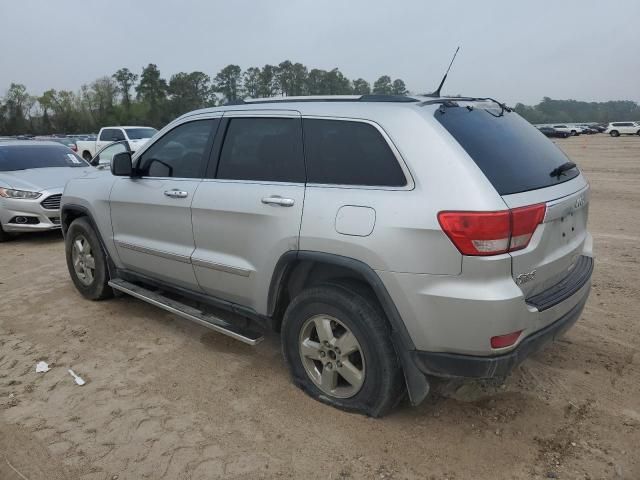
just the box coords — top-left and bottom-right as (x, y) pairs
(298, 314), (366, 398)
(71, 234), (95, 285)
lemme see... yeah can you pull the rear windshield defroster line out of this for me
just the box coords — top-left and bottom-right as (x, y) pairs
(435, 107), (579, 195)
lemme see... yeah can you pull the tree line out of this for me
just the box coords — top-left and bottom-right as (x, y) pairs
(513, 97), (640, 125)
(2, 60), (639, 135)
(0, 61), (408, 135)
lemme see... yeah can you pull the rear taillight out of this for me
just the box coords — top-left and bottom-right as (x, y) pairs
(437, 204), (546, 256)
(509, 204), (546, 251)
(71, 144), (78, 152)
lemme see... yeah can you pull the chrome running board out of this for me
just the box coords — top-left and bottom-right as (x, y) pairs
(108, 278), (264, 345)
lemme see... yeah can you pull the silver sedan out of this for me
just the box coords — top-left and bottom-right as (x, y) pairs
(0, 141), (94, 241)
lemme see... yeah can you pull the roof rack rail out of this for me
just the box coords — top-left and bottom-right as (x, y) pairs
(224, 95), (421, 106)
(359, 95), (419, 103)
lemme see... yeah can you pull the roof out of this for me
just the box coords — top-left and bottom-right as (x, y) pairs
(177, 95), (509, 124)
(178, 94), (466, 120)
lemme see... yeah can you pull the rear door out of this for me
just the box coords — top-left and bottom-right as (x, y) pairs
(110, 117), (219, 290)
(190, 112), (306, 312)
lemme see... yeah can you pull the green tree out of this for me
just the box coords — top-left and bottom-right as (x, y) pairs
(38, 89), (58, 133)
(352, 78), (371, 95)
(112, 68), (139, 112)
(136, 64), (168, 126)
(90, 77), (118, 126)
(276, 61), (308, 96)
(213, 64), (242, 103)
(3, 83), (30, 134)
(243, 67), (261, 98)
(391, 79), (408, 95)
(372, 75), (393, 95)
(306, 69), (327, 95)
(167, 71), (212, 117)
(324, 68), (352, 95)
(257, 64), (279, 97)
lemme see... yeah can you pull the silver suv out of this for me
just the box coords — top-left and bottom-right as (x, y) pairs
(61, 95), (594, 416)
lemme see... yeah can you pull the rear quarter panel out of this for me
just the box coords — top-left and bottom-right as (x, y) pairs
(300, 108), (507, 275)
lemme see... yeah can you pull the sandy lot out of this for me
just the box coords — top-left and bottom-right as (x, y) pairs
(1, 135), (639, 480)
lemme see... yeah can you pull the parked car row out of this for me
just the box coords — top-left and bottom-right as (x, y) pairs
(605, 122), (640, 137)
(536, 122), (639, 138)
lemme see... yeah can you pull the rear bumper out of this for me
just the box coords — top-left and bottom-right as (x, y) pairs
(412, 289), (589, 378)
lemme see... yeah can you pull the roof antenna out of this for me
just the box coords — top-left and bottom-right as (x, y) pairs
(429, 46), (460, 97)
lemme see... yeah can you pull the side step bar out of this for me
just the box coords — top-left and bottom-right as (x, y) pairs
(108, 278), (264, 345)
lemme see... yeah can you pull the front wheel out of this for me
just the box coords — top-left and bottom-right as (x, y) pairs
(281, 284), (405, 417)
(65, 217), (113, 300)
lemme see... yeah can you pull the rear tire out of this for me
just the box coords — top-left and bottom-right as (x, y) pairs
(82, 151), (92, 161)
(65, 217), (113, 300)
(610, 130), (620, 137)
(281, 283), (405, 417)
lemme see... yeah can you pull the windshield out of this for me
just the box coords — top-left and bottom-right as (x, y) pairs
(125, 128), (157, 140)
(434, 104), (579, 195)
(0, 145), (88, 171)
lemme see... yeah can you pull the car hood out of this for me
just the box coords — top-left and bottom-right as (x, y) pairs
(0, 166), (95, 191)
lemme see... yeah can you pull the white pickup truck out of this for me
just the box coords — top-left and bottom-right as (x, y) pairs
(77, 126), (157, 161)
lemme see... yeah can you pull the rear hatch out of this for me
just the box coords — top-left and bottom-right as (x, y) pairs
(434, 100), (590, 298)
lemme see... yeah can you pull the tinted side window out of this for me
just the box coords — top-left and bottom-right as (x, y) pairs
(111, 129), (126, 141)
(303, 119), (406, 186)
(137, 119), (217, 178)
(99, 129), (116, 141)
(216, 117), (305, 182)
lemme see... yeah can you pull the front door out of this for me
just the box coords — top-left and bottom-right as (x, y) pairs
(110, 118), (219, 290)
(191, 113), (306, 312)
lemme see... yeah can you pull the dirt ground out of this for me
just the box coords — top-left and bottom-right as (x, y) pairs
(1, 134), (638, 480)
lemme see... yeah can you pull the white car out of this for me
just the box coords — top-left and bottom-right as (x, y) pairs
(76, 126), (157, 161)
(605, 122), (640, 137)
(551, 125), (581, 136)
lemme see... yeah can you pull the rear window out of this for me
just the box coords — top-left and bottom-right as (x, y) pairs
(125, 128), (157, 139)
(435, 106), (579, 195)
(0, 145), (87, 171)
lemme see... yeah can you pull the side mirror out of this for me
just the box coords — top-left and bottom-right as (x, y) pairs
(111, 151), (133, 176)
(90, 155), (100, 166)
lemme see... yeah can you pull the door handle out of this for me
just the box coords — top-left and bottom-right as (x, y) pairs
(261, 196), (295, 207)
(164, 189), (189, 199)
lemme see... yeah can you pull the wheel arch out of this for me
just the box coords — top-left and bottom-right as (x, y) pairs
(61, 204), (116, 276)
(268, 250), (430, 406)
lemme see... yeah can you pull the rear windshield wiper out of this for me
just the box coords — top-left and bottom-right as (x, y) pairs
(549, 161), (577, 178)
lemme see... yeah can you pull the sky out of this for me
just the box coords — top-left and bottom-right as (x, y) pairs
(1, 0), (638, 105)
